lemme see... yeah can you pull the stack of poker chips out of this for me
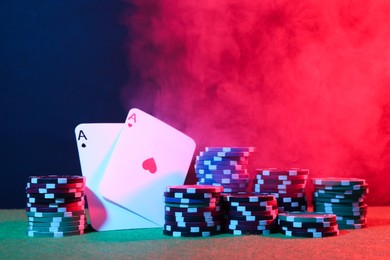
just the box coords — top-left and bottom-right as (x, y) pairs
(163, 185), (223, 237)
(254, 168), (309, 213)
(311, 177), (368, 229)
(278, 212), (339, 238)
(25, 175), (87, 238)
(223, 193), (278, 235)
(195, 147), (256, 193)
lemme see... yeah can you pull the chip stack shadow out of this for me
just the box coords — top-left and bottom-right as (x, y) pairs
(163, 185), (223, 237)
(311, 177), (368, 229)
(254, 168), (309, 213)
(194, 147), (256, 193)
(25, 175), (87, 238)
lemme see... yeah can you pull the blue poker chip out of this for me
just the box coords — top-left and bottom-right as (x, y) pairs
(196, 173), (250, 180)
(200, 151), (252, 157)
(195, 160), (248, 166)
(194, 164), (247, 171)
(195, 169), (249, 175)
(196, 155), (248, 162)
(198, 178), (249, 185)
(204, 147), (256, 153)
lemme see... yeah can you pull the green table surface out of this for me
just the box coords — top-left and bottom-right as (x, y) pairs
(1, 207), (390, 259)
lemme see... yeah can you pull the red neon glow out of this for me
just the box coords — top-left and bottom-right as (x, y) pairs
(120, 0), (390, 205)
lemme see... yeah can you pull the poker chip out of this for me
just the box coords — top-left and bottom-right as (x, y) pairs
(162, 229), (219, 237)
(165, 215), (219, 222)
(25, 187), (85, 194)
(259, 168), (309, 176)
(278, 219), (338, 229)
(164, 220), (221, 228)
(226, 229), (272, 235)
(163, 192), (217, 199)
(28, 215), (87, 223)
(27, 197), (84, 204)
(166, 185), (223, 194)
(26, 210), (86, 218)
(25, 175), (87, 238)
(311, 177), (369, 229)
(205, 147), (257, 153)
(28, 219), (87, 228)
(254, 168), (309, 213)
(164, 210), (220, 217)
(195, 169), (249, 175)
(26, 182), (85, 189)
(163, 185), (223, 237)
(164, 197), (219, 204)
(29, 175), (85, 184)
(165, 206), (221, 213)
(194, 164), (247, 171)
(279, 229), (339, 238)
(278, 212), (337, 223)
(27, 192), (86, 199)
(195, 147), (255, 194)
(199, 151), (252, 157)
(164, 224), (221, 233)
(28, 224), (87, 232)
(312, 177), (366, 186)
(27, 230), (85, 238)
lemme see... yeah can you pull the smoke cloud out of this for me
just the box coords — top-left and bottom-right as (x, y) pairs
(120, 0), (390, 205)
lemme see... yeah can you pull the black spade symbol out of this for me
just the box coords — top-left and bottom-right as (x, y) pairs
(81, 143), (86, 148)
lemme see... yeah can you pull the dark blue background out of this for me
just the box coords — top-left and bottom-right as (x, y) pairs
(0, 1), (132, 208)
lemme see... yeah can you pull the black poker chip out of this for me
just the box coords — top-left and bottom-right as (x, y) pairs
(27, 192), (85, 199)
(163, 192), (220, 199)
(29, 175), (85, 184)
(226, 228), (272, 235)
(162, 229), (221, 237)
(279, 229), (339, 238)
(164, 215), (220, 222)
(164, 220), (221, 228)
(227, 214), (276, 221)
(278, 219), (338, 229)
(224, 193), (276, 203)
(164, 224), (221, 233)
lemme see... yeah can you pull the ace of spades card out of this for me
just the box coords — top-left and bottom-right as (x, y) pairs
(99, 108), (196, 227)
(75, 123), (162, 231)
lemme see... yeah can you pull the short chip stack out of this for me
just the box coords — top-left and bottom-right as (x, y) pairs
(278, 212), (339, 238)
(223, 193), (278, 235)
(163, 185), (223, 237)
(25, 175), (87, 238)
(195, 147), (256, 193)
(311, 177), (368, 229)
(254, 168), (309, 213)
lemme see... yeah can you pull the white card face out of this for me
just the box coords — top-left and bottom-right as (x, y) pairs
(99, 108), (196, 226)
(75, 123), (160, 231)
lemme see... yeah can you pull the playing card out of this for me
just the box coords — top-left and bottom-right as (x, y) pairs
(75, 123), (160, 231)
(99, 108), (196, 226)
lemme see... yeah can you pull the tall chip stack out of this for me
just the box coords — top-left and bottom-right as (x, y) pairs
(254, 168), (309, 213)
(311, 177), (368, 229)
(223, 193), (278, 235)
(194, 147), (256, 193)
(25, 175), (87, 238)
(163, 185), (223, 237)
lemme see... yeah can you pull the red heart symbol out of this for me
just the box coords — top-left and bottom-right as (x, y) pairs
(128, 123), (132, 127)
(142, 157), (157, 174)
